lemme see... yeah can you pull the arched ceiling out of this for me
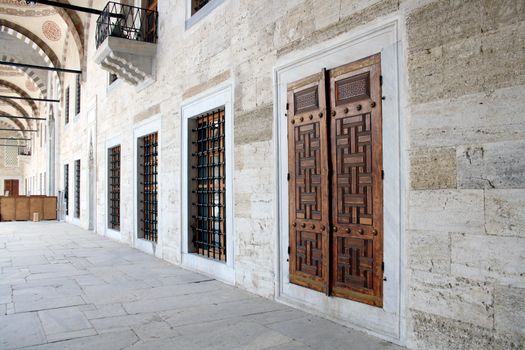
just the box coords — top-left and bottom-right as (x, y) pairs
(0, 0), (89, 137)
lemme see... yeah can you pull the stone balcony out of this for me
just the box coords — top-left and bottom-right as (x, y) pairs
(93, 2), (157, 85)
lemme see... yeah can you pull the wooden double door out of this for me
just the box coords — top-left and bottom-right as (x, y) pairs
(4, 179), (19, 197)
(287, 54), (383, 307)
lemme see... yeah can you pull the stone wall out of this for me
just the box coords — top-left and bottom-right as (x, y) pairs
(405, 0), (524, 348)
(50, 0), (525, 348)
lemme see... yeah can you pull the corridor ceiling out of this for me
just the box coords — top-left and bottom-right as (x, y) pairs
(0, 0), (88, 138)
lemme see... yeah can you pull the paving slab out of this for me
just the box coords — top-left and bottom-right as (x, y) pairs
(23, 329), (139, 350)
(0, 312), (46, 349)
(0, 222), (405, 349)
(38, 306), (95, 342)
(13, 294), (86, 313)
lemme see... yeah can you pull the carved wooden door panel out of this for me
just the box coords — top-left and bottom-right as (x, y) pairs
(287, 70), (330, 294)
(288, 55), (383, 306)
(329, 54), (383, 306)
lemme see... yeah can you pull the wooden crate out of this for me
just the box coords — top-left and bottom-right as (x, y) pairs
(43, 197), (57, 220)
(15, 197), (30, 221)
(29, 196), (44, 221)
(0, 197), (16, 221)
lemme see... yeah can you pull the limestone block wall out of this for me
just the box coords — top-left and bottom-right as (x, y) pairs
(405, 0), (524, 348)
(52, 0), (525, 348)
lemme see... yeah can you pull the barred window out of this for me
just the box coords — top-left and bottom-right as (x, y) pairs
(74, 159), (80, 218)
(64, 164), (69, 216)
(75, 75), (81, 115)
(108, 145), (121, 231)
(189, 108), (226, 261)
(138, 132), (158, 242)
(65, 87), (70, 124)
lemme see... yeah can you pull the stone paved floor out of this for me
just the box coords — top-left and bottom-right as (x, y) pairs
(0, 222), (403, 350)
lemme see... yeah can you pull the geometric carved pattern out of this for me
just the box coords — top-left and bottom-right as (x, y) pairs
(335, 73), (369, 105)
(42, 20), (61, 42)
(294, 122), (322, 221)
(335, 237), (374, 290)
(288, 58), (383, 306)
(295, 229), (323, 278)
(334, 113), (373, 225)
(4, 138), (18, 168)
(288, 59), (383, 304)
(288, 71), (329, 294)
(294, 86), (318, 114)
(330, 54), (383, 307)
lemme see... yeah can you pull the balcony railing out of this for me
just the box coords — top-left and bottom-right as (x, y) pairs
(95, 2), (158, 49)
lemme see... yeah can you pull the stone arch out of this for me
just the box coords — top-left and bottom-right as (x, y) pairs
(0, 19), (61, 70)
(0, 98), (32, 134)
(0, 114), (26, 138)
(0, 79), (39, 115)
(0, 19), (63, 102)
(0, 79), (39, 130)
(0, 55), (47, 97)
(53, 1), (86, 79)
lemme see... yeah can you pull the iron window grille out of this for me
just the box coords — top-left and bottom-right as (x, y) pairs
(191, 0), (211, 15)
(74, 159), (80, 218)
(138, 132), (158, 242)
(190, 108), (226, 261)
(96, 2), (158, 49)
(64, 164), (69, 216)
(65, 87), (70, 124)
(75, 75), (81, 115)
(108, 145), (121, 231)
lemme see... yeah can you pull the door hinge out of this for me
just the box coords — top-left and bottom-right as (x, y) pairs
(288, 246), (291, 255)
(287, 173), (290, 181)
(381, 170), (384, 180)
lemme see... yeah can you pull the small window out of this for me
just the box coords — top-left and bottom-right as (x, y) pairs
(187, 0), (224, 28)
(109, 73), (118, 85)
(65, 87), (70, 124)
(137, 133), (158, 242)
(64, 164), (69, 216)
(75, 75), (81, 115)
(189, 108), (226, 261)
(191, 0), (210, 15)
(74, 159), (80, 218)
(108, 145), (121, 231)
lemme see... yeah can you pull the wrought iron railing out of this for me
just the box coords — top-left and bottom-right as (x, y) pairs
(95, 2), (158, 48)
